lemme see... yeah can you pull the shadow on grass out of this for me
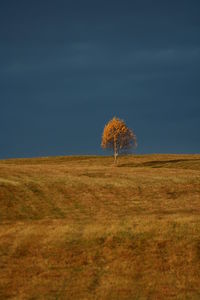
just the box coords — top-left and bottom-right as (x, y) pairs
(118, 158), (200, 168)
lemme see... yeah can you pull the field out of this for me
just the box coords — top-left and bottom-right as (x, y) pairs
(0, 154), (200, 299)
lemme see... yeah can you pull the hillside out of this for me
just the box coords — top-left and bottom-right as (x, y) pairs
(0, 154), (200, 299)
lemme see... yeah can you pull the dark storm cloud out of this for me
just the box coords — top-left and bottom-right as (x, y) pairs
(0, 0), (200, 158)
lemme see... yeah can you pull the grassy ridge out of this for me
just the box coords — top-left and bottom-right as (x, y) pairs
(0, 154), (200, 299)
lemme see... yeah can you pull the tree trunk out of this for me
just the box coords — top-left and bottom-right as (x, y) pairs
(114, 151), (117, 164)
(114, 138), (118, 164)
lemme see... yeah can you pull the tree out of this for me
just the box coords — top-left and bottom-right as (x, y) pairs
(101, 117), (137, 164)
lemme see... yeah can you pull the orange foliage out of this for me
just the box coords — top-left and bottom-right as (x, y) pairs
(101, 117), (137, 162)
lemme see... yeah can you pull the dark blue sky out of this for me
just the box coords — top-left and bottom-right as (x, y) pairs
(1, 0), (200, 158)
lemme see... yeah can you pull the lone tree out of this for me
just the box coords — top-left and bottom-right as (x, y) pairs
(101, 117), (137, 163)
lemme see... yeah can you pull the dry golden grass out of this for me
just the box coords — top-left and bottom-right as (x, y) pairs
(0, 154), (200, 299)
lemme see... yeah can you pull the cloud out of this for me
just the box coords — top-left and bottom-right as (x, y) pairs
(2, 42), (200, 77)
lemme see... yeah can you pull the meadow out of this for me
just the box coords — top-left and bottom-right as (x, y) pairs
(0, 154), (200, 299)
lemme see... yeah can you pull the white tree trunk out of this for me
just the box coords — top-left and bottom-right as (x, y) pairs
(114, 139), (118, 164)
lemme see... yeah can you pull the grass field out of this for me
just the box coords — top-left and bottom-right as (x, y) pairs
(0, 154), (200, 299)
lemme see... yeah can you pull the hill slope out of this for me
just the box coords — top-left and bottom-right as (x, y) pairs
(0, 154), (200, 299)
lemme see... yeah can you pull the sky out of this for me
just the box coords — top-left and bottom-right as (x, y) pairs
(0, 0), (200, 158)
